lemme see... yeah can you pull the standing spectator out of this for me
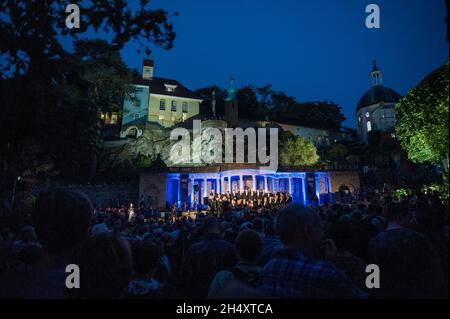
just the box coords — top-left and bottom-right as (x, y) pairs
(368, 201), (447, 298)
(209, 230), (262, 298)
(181, 216), (235, 298)
(0, 190), (93, 298)
(70, 233), (132, 299)
(259, 204), (367, 299)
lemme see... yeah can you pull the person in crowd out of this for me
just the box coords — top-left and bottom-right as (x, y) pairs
(209, 229), (262, 298)
(70, 233), (132, 299)
(258, 220), (283, 267)
(328, 221), (367, 290)
(258, 204), (367, 299)
(0, 189), (93, 298)
(127, 239), (174, 298)
(181, 216), (236, 298)
(368, 201), (447, 298)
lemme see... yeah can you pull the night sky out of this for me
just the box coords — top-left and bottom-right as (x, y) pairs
(118, 0), (448, 128)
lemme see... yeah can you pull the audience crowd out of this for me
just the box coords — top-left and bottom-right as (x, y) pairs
(0, 186), (448, 299)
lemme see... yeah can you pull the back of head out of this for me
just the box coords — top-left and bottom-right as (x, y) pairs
(275, 204), (320, 245)
(386, 201), (409, 224)
(33, 190), (93, 255)
(235, 230), (261, 263)
(132, 240), (162, 276)
(73, 233), (132, 298)
(203, 216), (219, 234)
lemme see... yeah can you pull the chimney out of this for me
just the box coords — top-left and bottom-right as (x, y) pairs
(142, 59), (154, 80)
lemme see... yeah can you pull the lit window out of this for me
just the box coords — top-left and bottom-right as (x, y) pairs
(367, 121), (372, 132)
(182, 113), (187, 121)
(158, 113), (165, 121)
(182, 102), (188, 113)
(366, 112), (370, 118)
(110, 113), (118, 124)
(160, 99), (166, 111)
(171, 114), (176, 121)
(164, 84), (177, 92)
(171, 100), (177, 112)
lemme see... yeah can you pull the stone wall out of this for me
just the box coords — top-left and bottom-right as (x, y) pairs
(33, 183), (139, 208)
(328, 171), (360, 193)
(139, 172), (168, 209)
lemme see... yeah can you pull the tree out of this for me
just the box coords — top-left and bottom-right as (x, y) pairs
(236, 86), (258, 119)
(256, 84), (273, 116)
(395, 62), (449, 181)
(195, 86), (227, 118)
(279, 132), (320, 166)
(0, 0), (176, 192)
(0, 0), (176, 78)
(326, 143), (349, 162)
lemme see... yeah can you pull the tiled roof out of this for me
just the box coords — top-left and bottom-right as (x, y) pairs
(133, 77), (202, 100)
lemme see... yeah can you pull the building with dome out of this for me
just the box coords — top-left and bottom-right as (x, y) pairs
(356, 61), (402, 144)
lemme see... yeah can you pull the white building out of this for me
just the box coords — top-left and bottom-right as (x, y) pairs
(356, 61), (401, 144)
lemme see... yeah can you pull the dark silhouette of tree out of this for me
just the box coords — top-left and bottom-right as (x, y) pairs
(236, 85), (258, 119)
(195, 86), (227, 118)
(0, 0), (176, 193)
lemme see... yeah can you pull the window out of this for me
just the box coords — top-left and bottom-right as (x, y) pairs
(158, 113), (165, 121)
(171, 113), (177, 122)
(134, 113), (140, 120)
(366, 112), (370, 118)
(135, 87), (143, 92)
(182, 102), (188, 113)
(171, 100), (177, 112)
(367, 121), (372, 132)
(160, 99), (166, 111)
(164, 84), (177, 92)
(110, 113), (118, 124)
(133, 97), (141, 107)
(182, 113), (187, 121)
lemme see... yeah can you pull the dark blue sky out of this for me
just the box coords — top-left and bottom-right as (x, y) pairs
(119, 0), (448, 128)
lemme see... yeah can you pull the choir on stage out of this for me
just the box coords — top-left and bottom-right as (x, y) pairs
(206, 187), (292, 216)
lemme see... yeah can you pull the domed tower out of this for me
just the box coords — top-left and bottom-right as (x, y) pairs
(356, 61), (401, 144)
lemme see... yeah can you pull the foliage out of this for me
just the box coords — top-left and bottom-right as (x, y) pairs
(279, 132), (320, 166)
(0, 0), (176, 191)
(395, 62), (449, 180)
(422, 182), (449, 204)
(195, 86), (227, 118)
(0, 0), (176, 78)
(325, 143), (349, 162)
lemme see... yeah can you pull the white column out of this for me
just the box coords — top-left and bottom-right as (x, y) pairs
(252, 175), (256, 191)
(276, 178), (280, 191)
(216, 177), (220, 194)
(228, 177), (232, 192)
(288, 176), (293, 194)
(264, 176), (268, 192)
(239, 175), (244, 191)
(203, 177), (207, 199)
(190, 177), (195, 207)
(271, 178), (275, 193)
(302, 175), (307, 204)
